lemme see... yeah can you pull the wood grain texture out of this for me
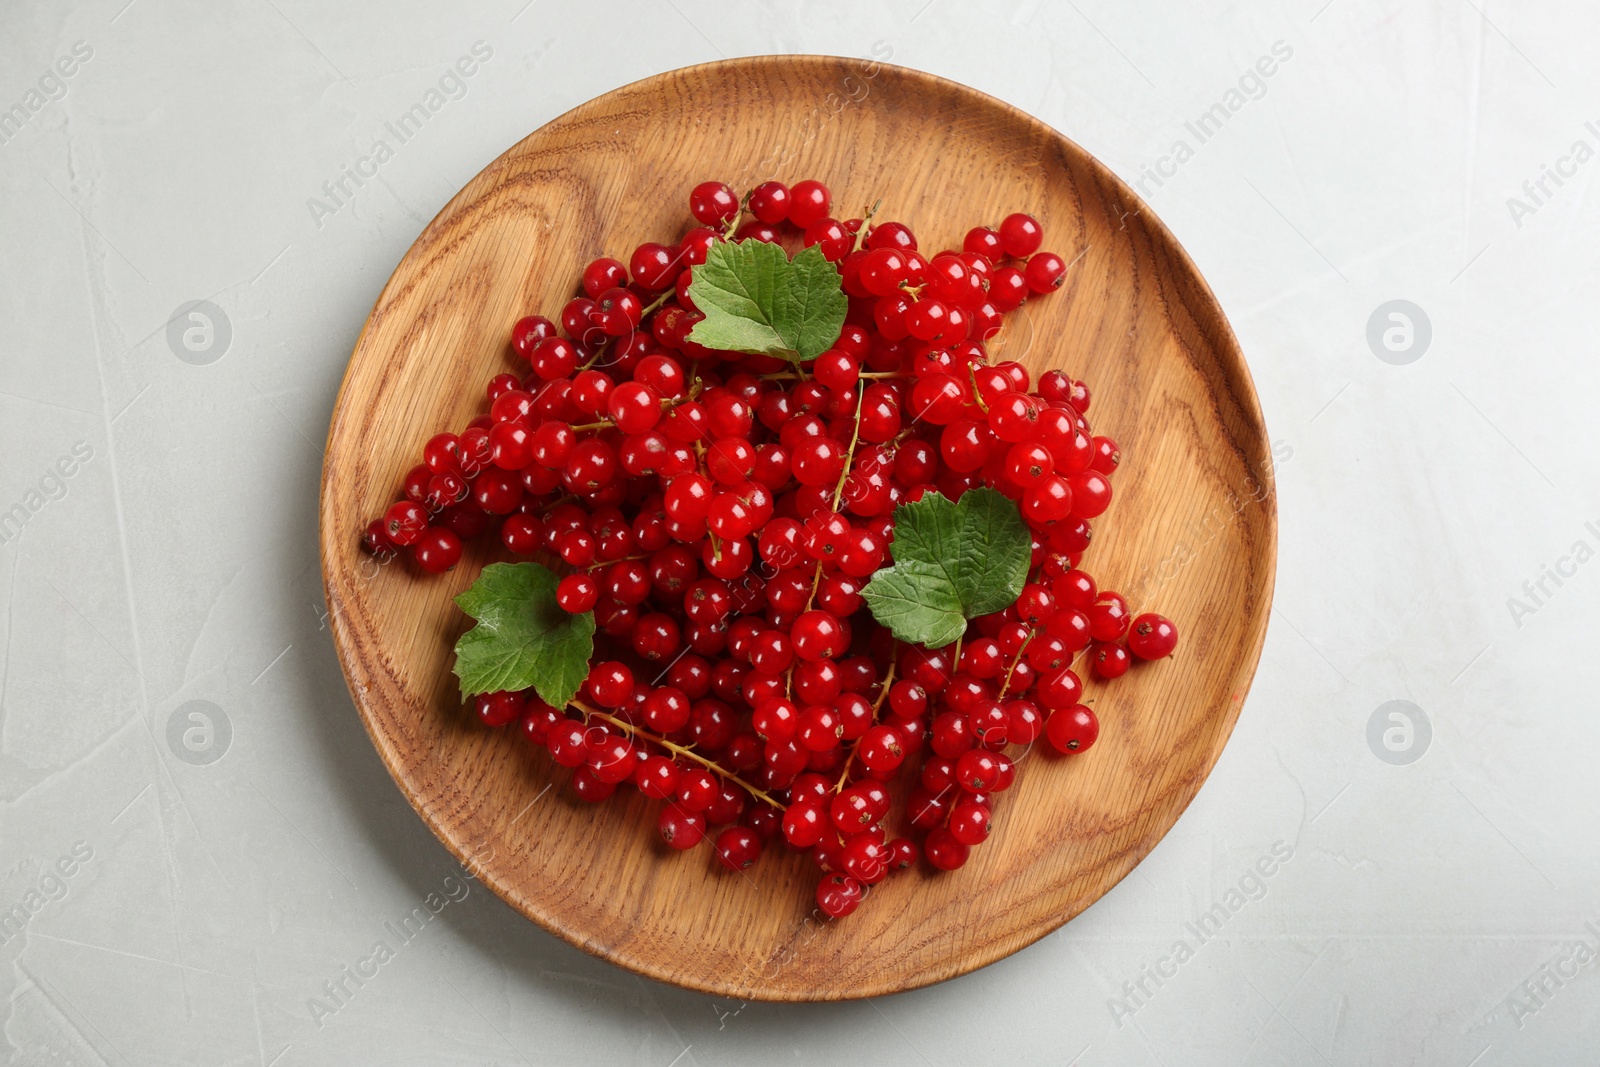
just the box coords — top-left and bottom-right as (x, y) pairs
(318, 56), (1276, 1001)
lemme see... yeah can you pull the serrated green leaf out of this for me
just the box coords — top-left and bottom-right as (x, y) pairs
(858, 559), (968, 649)
(452, 562), (594, 706)
(861, 488), (1032, 647)
(781, 245), (850, 360)
(685, 238), (846, 362)
(954, 488), (1034, 617)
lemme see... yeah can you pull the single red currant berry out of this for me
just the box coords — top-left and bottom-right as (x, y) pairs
(968, 699), (1009, 743)
(1005, 699), (1044, 744)
(589, 735), (639, 784)
(752, 696), (800, 743)
(422, 432), (462, 474)
(1045, 704), (1099, 754)
(1056, 570), (1098, 610)
(510, 315), (557, 359)
(955, 749), (1001, 792)
(383, 501), (429, 546)
(570, 766), (616, 803)
(591, 286), (642, 336)
(411, 526), (462, 573)
(948, 801), (992, 846)
(658, 806), (707, 850)
(714, 825), (763, 871)
(1127, 613), (1179, 660)
(1015, 582), (1055, 625)
(472, 690), (523, 728)
(401, 464), (431, 504)
(1091, 641), (1132, 679)
(474, 468), (524, 514)
(963, 226), (1004, 260)
(1024, 250), (1068, 293)
(689, 180), (739, 226)
(1022, 476), (1074, 525)
(676, 768), (719, 811)
(1005, 442), (1055, 488)
(815, 872), (863, 918)
(1036, 666), (1084, 711)
(519, 700), (562, 747)
(633, 755), (679, 800)
(829, 786), (875, 833)
(632, 612), (682, 661)
(856, 724), (905, 774)
(791, 610), (846, 662)
(904, 298), (949, 341)
(556, 574), (599, 614)
(362, 518), (396, 559)
(1087, 593), (1132, 641)
(837, 836), (886, 885)
(580, 257), (627, 298)
(1068, 378), (1092, 412)
(1091, 435), (1121, 474)
(643, 686), (692, 732)
(546, 721), (589, 767)
(998, 212), (1044, 257)
(800, 705), (845, 753)
(1070, 470), (1113, 518)
(801, 217), (852, 262)
(585, 661), (634, 709)
(787, 179), (832, 229)
(747, 180), (790, 224)
(813, 348), (861, 390)
(607, 381), (661, 434)
(678, 227), (717, 268)
(782, 800), (827, 847)
(630, 242), (680, 290)
(924, 828), (970, 871)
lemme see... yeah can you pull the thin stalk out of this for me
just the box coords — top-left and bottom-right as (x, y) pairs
(996, 629), (1037, 700)
(571, 700), (784, 809)
(832, 659), (896, 793)
(851, 198), (883, 254)
(641, 288), (674, 316)
(828, 389), (868, 512)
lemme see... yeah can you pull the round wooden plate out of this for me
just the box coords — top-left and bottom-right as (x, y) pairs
(319, 56), (1276, 1001)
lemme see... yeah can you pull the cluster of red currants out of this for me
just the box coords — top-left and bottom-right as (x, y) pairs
(362, 178), (1176, 919)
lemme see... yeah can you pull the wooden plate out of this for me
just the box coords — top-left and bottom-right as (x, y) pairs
(319, 56), (1276, 1001)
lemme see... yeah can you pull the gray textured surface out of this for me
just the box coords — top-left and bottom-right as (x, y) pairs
(2, 1), (1596, 1063)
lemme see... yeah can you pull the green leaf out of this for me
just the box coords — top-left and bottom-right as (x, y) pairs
(685, 239), (847, 362)
(855, 560), (968, 649)
(452, 562), (594, 706)
(861, 488), (1032, 647)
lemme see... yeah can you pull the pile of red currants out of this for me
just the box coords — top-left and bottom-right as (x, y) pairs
(362, 178), (1177, 919)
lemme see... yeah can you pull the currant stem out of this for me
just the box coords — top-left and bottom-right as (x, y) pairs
(578, 339), (612, 371)
(828, 388), (868, 512)
(570, 699), (784, 809)
(757, 371), (908, 381)
(793, 386), (867, 634)
(996, 628), (1038, 700)
(968, 364), (991, 413)
(851, 198), (883, 254)
(721, 197), (747, 241)
(641, 289), (674, 317)
(832, 659), (896, 793)
(583, 552), (652, 571)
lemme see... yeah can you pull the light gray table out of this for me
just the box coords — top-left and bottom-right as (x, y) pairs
(2, 1), (1595, 1063)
